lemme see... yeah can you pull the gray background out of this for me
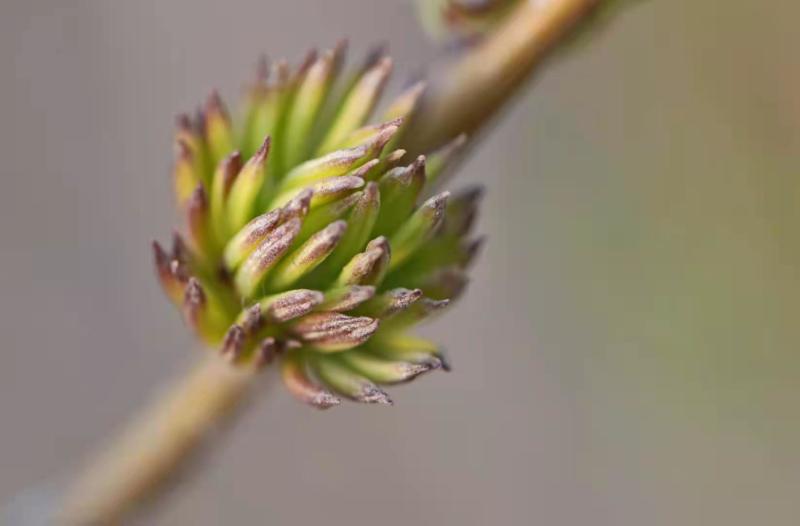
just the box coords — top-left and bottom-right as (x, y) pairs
(2, 1), (799, 524)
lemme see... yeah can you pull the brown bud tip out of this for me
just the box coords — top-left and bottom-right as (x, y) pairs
(254, 337), (278, 367)
(267, 289), (325, 323)
(311, 391), (342, 409)
(221, 325), (246, 360)
(292, 312), (379, 351)
(242, 304), (263, 335)
(184, 278), (206, 307)
(152, 241), (169, 270)
(282, 188), (313, 219)
(253, 135), (272, 163)
(358, 384), (393, 405)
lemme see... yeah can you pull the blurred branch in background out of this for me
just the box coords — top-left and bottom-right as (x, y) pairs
(405, 0), (639, 154)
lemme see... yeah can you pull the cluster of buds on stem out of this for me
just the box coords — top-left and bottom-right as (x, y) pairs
(154, 43), (484, 408)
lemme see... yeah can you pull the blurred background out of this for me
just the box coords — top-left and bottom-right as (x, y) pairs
(1, 1), (798, 524)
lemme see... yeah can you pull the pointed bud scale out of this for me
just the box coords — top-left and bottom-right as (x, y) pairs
(311, 355), (393, 404)
(292, 312), (379, 352)
(256, 289), (325, 323)
(271, 175), (365, 210)
(282, 130), (391, 191)
(268, 220), (348, 290)
(226, 137), (272, 233)
(186, 185), (214, 258)
(340, 350), (434, 385)
(223, 208), (283, 270)
(366, 332), (442, 367)
(182, 278), (229, 344)
(209, 152), (243, 242)
(296, 191), (361, 244)
(336, 118), (403, 151)
(358, 288), (423, 319)
(242, 61), (287, 158)
(420, 267), (469, 301)
(317, 56), (393, 154)
(313, 182), (380, 281)
(220, 324), (246, 362)
(389, 192), (449, 270)
(283, 50), (336, 169)
(175, 114), (210, 186)
(382, 81), (426, 122)
(373, 156), (427, 236)
(173, 141), (202, 209)
(282, 352), (341, 409)
(425, 133), (468, 186)
(386, 297), (452, 330)
(152, 241), (187, 306)
(444, 185), (484, 237)
(336, 236), (391, 287)
(234, 217), (302, 298)
(248, 337), (276, 368)
(204, 91), (235, 166)
(319, 285), (376, 313)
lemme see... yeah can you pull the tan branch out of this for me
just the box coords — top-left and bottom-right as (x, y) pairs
(58, 355), (259, 525)
(404, 0), (601, 154)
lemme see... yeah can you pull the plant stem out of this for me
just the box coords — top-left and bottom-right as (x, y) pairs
(58, 355), (258, 525)
(404, 0), (601, 154)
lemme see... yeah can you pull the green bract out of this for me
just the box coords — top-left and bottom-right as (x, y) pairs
(153, 44), (483, 408)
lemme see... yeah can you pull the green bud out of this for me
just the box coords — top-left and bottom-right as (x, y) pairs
(319, 285), (376, 313)
(234, 216), (302, 298)
(203, 91), (235, 167)
(317, 56), (393, 154)
(282, 351), (341, 409)
(209, 152), (242, 244)
(226, 137), (272, 234)
(339, 349), (433, 385)
(291, 312), (379, 352)
(268, 220), (348, 290)
(373, 156), (426, 236)
(336, 236), (391, 286)
(310, 354), (393, 404)
(389, 191), (449, 270)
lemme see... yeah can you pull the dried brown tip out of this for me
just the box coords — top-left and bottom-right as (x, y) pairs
(221, 151), (243, 195)
(253, 135), (272, 164)
(267, 290), (325, 323)
(254, 336), (278, 367)
(356, 384), (394, 405)
(292, 312), (380, 351)
(281, 188), (313, 220)
(221, 325), (246, 361)
(242, 304), (263, 335)
(324, 286), (376, 312)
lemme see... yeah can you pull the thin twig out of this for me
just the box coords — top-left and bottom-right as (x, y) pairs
(58, 356), (258, 525)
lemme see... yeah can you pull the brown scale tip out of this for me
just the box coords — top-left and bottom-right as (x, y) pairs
(171, 231), (191, 264)
(267, 289), (325, 323)
(292, 312), (379, 349)
(254, 336), (278, 367)
(311, 391), (342, 409)
(175, 113), (193, 132)
(242, 304), (263, 335)
(383, 288), (423, 316)
(464, 237), (486, 267)
(221, 325), (246, 361)
(152, 241), (169, 270)
(184, 277), (206, 307)
(282, 188), (313, 219)
(222, 151), (243, 193)
(436, 351), (452, 372)
(253, 135), (272, 164)
(357, 384), (394, 405)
